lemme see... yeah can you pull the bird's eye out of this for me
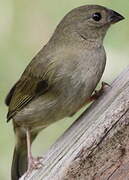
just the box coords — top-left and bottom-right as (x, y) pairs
(92, 12), (102, 21)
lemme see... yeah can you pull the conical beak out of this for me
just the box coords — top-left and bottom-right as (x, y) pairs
(109, 10), (125, 24)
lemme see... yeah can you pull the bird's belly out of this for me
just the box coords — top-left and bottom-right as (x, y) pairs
(62, 83), (93, 116)
(14, 93), (68, 131)
(14, 88), (87, 132)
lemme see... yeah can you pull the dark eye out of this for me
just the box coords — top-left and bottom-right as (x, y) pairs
(92, 12), (102, 21)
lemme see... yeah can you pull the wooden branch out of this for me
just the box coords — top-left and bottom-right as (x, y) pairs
(21, 66), (129, 180)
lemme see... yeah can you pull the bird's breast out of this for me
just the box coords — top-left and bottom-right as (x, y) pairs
(62, 48), (106, 115)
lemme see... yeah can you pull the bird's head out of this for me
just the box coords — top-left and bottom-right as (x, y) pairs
(51, 5), (124, 45)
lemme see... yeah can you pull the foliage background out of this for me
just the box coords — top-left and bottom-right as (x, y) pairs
(0, 0), (129, 179)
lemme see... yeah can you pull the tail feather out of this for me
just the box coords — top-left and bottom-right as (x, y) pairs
(11, 144), (27, 180)
(11, 132), (38, 180)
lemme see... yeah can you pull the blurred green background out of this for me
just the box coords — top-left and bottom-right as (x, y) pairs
(0, 0), (129, 179)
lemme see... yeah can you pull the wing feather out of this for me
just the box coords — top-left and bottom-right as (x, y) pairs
(6, 75), (49, 121)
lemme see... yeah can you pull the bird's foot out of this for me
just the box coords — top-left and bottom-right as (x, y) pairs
(24, 156), (44, 179)
(91, 81), (111, 100)
(28, 156), (43, 169)
(69, 82), (110, 117)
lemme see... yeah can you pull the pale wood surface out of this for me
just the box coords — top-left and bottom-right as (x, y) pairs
(21, 66), (129, 180)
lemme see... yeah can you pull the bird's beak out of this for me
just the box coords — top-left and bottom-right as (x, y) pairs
(109, 10), (125, 24)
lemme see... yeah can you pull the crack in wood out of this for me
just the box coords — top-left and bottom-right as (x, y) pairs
(106, 164), (121, 180)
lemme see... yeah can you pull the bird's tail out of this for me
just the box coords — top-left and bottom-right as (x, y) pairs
(11, 143), (27, 180)
(11, 132), (37, 180)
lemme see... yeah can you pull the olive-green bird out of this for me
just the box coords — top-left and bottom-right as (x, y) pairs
(5, 5), (124, 180)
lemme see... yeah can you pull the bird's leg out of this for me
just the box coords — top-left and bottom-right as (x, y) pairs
(82, 82), (110, 105)
(90, 81), (110, 101)
(26, 129), (43, 175)
(70, 82), (110, 117)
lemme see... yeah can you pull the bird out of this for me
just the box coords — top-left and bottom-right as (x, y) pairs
(5, 5), (124, 180)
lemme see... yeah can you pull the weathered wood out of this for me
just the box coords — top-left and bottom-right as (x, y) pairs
(21, 66), (129, 180)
